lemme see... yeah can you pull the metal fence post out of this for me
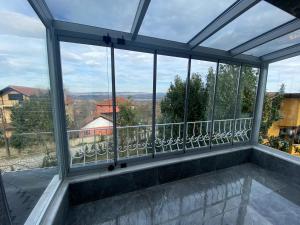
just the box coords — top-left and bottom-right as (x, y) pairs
(46, 27), (70, 178)
(231, 64), (243, 145)
(111, 45), (118, 165)
(151, 51), (157, 157)
(250, 63), (269, 145)
(209, 60), (220, 149)
(182, 56), (192, 152)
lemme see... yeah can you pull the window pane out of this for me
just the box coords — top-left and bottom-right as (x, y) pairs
(156, 55), (188, 153)
(233, 66), (259, 143)
(114, 49), (153, 159)
(212, 63), (240, 145)
(140, 0), (236, 42)
(45, 0), (139, 32)
(245, 29), (300, 57)
(60, 42), (113, 167)
(0, 0), (57, 224)
(260, 56), (300, 156)
(186, 60), (216, 149)
(202, 1), (294, 51)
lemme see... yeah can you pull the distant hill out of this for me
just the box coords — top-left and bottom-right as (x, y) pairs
(70, 92), (166, 101)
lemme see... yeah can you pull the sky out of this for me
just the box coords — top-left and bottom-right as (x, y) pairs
(0, 0), (300, 94)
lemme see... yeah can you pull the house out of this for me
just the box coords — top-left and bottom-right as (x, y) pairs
(95, 97), (130, 117)
(0, 85), (75, 138)
(267, 93), (300, 154)
(80, 115), (113, 137)
(0, 85), (48, 138)
(79, 97), (131, 137)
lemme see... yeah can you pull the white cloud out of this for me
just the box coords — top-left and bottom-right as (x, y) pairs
(267, 56), (300, 93)
(0, 10), (44, 39)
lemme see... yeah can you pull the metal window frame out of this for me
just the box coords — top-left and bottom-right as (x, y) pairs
(182, 56), (192, 152)
(250, 63), (269, 144)
(46, 27), (70, 178)
(231, 63), (243, 145)
(230, 19), (300, 56)
(209, 61), (220, 149)
(151, 51), (157, 156)
(27, 0), (277, 177)
(188, 0), (260, 48)
(131, 0), (151, 40)
(111, 45), (118, 165)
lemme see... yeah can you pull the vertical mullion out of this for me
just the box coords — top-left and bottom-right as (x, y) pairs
(46, 28), (69, 178)
(250, 63), (269, 145)
(231, 64), (243, 145)
(151, 51), (157, 157)
(209, 60), (220, 149)
(182, 56), (192, 152)
(111, 45), (118, 165)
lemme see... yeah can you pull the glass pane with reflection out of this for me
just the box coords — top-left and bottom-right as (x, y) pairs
(202, 1), (294, 51)
(212, 63), (240, 146)
(155, 55), (188, 153)
(115, 49), (153, 159)
(185, 60), (216, 150)
(60, 42), (113, 167)
(233, 66), (259, 143)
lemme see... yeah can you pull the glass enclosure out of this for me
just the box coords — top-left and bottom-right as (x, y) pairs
(185, 60), (217, 149)
(3, 0), (300, 223)
(115, 49), (153, 159)
(0, 1), (57, 224)
(155, 55), (188, 153)
(202, 1), (294, 50)
(45, 0), (140, 32)
(233, 66), (259, 143)
(212, 63), (240, 145)
(139, 0), (236, 42)
(260, 56), (300, 156)
(60, 42), (113, 167)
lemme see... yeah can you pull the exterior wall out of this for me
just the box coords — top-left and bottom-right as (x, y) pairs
(80, 117), (113, 138)
(267, 97), (300, 137)
(267, 97), (300, 155)
(267, 122), (280, 137)
(277, 98), (300, 127)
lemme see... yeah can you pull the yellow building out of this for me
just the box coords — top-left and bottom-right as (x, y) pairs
(0, 85), (75, 139)
(267, 93), (300, 155)
(0, 86), (47, 138)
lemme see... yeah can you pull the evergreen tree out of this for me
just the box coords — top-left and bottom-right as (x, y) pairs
(10, 94), (53, 150)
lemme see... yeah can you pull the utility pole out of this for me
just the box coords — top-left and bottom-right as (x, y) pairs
(0, 96), (10, 157)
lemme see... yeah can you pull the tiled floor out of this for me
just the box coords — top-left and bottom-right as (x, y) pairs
(2, 168), (56, 225)
(67, 163), (300, 225)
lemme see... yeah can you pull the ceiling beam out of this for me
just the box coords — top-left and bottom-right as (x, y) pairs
(131, 0), (151, 40)
(188, 0), (260, 49)
(261, 43), (300, 63)
(54, 20), (262, 66)
(27, 0), (53, 27)
(230, 19), (300, 56)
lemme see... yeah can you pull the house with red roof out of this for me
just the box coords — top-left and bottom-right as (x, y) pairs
(79, 97), (131, 137)
(0, 85), (74, 138)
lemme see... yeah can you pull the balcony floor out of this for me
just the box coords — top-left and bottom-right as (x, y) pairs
(66, 163), (300, 225)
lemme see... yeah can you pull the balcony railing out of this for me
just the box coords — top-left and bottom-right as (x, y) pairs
(68, 117), (253, 166)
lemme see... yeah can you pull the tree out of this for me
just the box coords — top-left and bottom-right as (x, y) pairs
(160, 72), (211, 123)
(117, 99), (138, 153)
(117, 100), (137, 126)
(260, 84), (285, 139)
(239, 66), (259, 117)
(213, 64), (240, 119)
(10, 94), (54, 150)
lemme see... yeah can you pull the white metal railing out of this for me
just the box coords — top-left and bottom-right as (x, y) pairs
(68, 117), (253, 166)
